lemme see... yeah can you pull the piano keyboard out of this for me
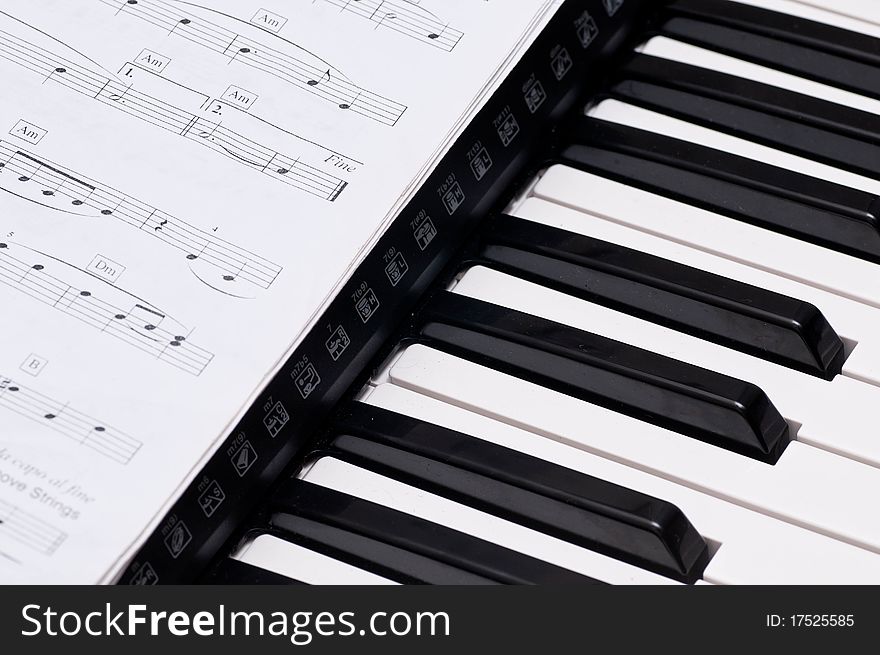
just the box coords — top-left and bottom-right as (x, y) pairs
(171, 0), (880, 585)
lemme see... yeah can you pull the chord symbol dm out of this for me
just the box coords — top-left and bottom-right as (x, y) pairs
(0, 243), (214, 376)
(0, 142), (283, 292)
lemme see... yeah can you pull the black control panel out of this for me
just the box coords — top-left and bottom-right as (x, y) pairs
(121, 0), (650, 585)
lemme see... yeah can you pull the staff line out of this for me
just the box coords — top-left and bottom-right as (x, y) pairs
(0, 151), (282, 287)
(0, 379), (141, 465)
(0, 25), (349, 202)
(101, 0), (407, 125)
(0, 245), (214, 375)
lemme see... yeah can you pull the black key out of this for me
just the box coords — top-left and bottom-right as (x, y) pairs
(660, 0), (880, 101)
(561, 117), (880, 263)
(269, 479), (596, 585)
(416, 291), (790, 463)
(610, 53), (880, 180)
(202, 558), (303, 585)
(326, 402), (711, 584)
(475, 215), (845, 379)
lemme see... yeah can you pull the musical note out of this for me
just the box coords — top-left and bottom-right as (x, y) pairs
(0, 242), (214, 376)
(0, 143), (284, 291)
(0, 376), (141, 465)
(315, 0), (464, 51)
(0, 500), (68, 555)
(99, 0), (408, 126)
(307, 68), (331, 87)
(339, 91), (362, 111)
(0, 22), (349, 202)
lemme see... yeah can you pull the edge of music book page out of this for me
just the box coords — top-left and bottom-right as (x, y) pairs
(101, 1), (564, 585)
(0, 0), (562, 583)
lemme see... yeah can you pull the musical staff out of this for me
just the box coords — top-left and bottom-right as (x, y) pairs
(99, 0), (408, 126)
(0, 499), (67, 555)
(0, 24), (348, 202)
(317, 0), (464, 51)
(0, 142), (283, 291)
(0, 377), (142, 465)
(0, 243), (214, 376)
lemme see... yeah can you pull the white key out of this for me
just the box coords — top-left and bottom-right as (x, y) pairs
(637, 36), (880, 116)
(733, 0), (880, 34)
(452, 264), (880, 468)
(302, 457), (677, 585)
(363, 383), (880, 584)
(588, 99), (880, 195)
(234, 534), (396, 585)
(387, 344), (880, 557)
(510, 197), (880, 386)
(532, 165), (880, 309)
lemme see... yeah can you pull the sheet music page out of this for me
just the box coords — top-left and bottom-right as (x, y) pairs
(0, 0), (559, 583)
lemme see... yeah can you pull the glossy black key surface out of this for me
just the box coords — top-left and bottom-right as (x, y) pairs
(562, 117), (880, 263)
(475, 214), (845, 379)
(660, 0), (880, 101)
(268, 480), (596, 585)
(611, 53), (880, 179)
(326, 403), (711, 584)
(202, 558), (302, 585)
(415, 292), (790, 462)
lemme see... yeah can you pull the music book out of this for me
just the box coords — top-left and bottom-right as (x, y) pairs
(0, 0), (562, 583)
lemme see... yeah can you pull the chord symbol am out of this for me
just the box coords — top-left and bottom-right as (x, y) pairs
(135, 49), (170, 73)
(9, 120), (46, 145)
(222, 85), (259, 111)
(251, 9), (288, 33)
